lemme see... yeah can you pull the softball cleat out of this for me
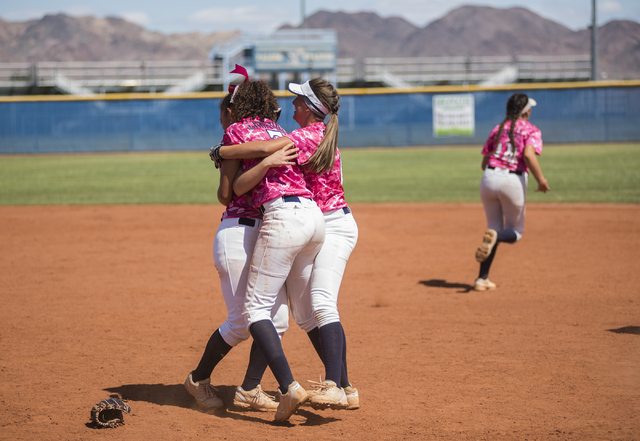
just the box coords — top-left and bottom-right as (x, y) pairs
(474, 278), (497, 291)
(233, 384), (278, 411)
(274, 381), (308, 422)
(476, 229), (498, 262)
(307, 380), (348, 410)
(344, 386), (360, 410)
(184, 372), (224, 410)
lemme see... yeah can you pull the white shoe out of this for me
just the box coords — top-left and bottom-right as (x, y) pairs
(275, 381), (308, 422)
(474, 278), (497, 292)
(307, 380), (348, 410)
(184, 372), (224, 410)
(476, 229), (498, 262)
(344, 386), (359, 410)
(233, 384), (278, 411)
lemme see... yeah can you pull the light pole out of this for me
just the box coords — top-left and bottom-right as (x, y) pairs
(301, 0), (306, 29)
(591, 0), (598, 81)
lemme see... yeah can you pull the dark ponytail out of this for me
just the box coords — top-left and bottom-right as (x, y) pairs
(495, 93), (529, 147)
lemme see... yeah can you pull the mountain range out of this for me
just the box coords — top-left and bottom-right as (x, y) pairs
(0, 6), (638, 80)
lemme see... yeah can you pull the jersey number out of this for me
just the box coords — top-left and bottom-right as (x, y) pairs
(267, 129), (284, 139)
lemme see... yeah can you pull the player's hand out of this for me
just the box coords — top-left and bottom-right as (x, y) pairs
(263, 144), (299, 168)
(536, 179), (550, 193)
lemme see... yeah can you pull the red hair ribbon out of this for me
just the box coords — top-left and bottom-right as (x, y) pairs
(228, 64), (249, 94)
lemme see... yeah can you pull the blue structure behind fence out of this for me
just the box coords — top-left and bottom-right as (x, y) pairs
(1, 82), (639, 154)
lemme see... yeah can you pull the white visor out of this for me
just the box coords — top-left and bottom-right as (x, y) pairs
(521, 97), (537, 115)
(288, 81), (329, 117)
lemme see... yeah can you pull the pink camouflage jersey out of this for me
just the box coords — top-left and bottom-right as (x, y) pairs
(482, 119), (543, 173)
(287, 122), (348, 213)
(225, 117), (313, 208)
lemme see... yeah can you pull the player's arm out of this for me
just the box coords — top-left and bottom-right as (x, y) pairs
(233, 144), (299, 196)
(481, 155), (490, 170)
(219, 137), (295, 159)
(217, 159), (241, 205)
(523, 144), (550, 193)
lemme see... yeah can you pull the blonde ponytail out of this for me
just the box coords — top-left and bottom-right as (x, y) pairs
(303, 79), (340, 174)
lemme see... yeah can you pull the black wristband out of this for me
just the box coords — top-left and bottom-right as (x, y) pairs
(210, 143), (224, 163)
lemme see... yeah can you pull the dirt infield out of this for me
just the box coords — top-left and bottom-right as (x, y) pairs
(1, 203), (639, 440)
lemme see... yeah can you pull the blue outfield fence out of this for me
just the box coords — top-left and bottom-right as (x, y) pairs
(1, 81), (639, 154)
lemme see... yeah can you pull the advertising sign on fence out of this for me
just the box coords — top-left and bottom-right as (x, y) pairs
(433, 94), (475, 137)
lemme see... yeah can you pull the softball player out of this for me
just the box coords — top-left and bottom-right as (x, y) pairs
(210, 80), (326, 422)
(218, 79), (359, 411)
(184, 87), (295, 412)
(475, 92), (550, 291)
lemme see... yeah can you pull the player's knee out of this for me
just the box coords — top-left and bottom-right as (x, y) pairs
(313, 308), (340, 329)
(219, 325), (250, 347)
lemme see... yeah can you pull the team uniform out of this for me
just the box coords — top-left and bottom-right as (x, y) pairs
(225, 117), (326, 334)
(287, 121), (359, 409)
(480, 119), (543, 241)
(184, 118), (290, 412)
(227, 116), (325, 421)
(215, 124), (290, 348)
(288, 122), (358, 328)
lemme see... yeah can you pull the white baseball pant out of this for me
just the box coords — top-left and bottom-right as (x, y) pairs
(214, 217), (289, 347)
(311, 208), (358, 328)
(480, 167), (528, 241)
(244, 196), (325, 333)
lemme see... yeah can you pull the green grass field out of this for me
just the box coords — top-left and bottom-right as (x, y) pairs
(1, 144), (639, 205)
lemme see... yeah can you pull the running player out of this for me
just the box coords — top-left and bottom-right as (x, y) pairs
(475, 93), (550, 291)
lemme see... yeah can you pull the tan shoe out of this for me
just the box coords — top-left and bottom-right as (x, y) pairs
(344, 386), (359, 410)
(275, 381), (308, 422)
(307, 380), (348, 410)
(474, 278), (497, 292)
(476, 229), (498, 262)
(233, 384), (278, 411)
(184, 372), (224, 410)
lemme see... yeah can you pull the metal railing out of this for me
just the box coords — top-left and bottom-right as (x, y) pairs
(0, 55), (593, 94)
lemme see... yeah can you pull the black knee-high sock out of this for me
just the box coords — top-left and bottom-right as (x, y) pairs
(478, 242), (499, 280)
(497, 229), (518, 243)
(241, 341), (269, 392)
(306, 327), (324, 363)
(339, 323), (351, 388)
(319, 322), (344, 385)
(249, 320), (294, 394)
(192, 329), (232, 382)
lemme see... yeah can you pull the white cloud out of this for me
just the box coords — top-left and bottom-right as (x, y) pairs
(600, 0), (623, 13)
(121, 11), (151, 26)
(187, 6), (297, 33)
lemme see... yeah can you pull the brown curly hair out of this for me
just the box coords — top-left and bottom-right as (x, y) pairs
(231, 81), (281, 123)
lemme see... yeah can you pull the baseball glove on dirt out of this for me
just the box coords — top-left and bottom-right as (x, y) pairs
(90, 397), (131, 428)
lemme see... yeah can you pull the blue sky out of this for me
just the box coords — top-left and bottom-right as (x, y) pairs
(1, 0), (638, 34)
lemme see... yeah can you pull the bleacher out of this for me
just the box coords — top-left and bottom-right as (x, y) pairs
(0, 55), (592, 95)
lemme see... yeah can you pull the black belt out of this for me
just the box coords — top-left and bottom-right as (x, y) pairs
(488, 166), (522, 176)
(260, 195), (302, 214)
(238, 218), (256, 227)
(342, 207), (351, 215)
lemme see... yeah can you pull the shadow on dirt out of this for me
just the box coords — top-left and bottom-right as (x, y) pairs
(607, 326), (640, 335)
(105, 384), (339, 426)
(418, 279), (474, 293)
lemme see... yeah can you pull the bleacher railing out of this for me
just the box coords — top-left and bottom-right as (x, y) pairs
(0, 55), (592, 93)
